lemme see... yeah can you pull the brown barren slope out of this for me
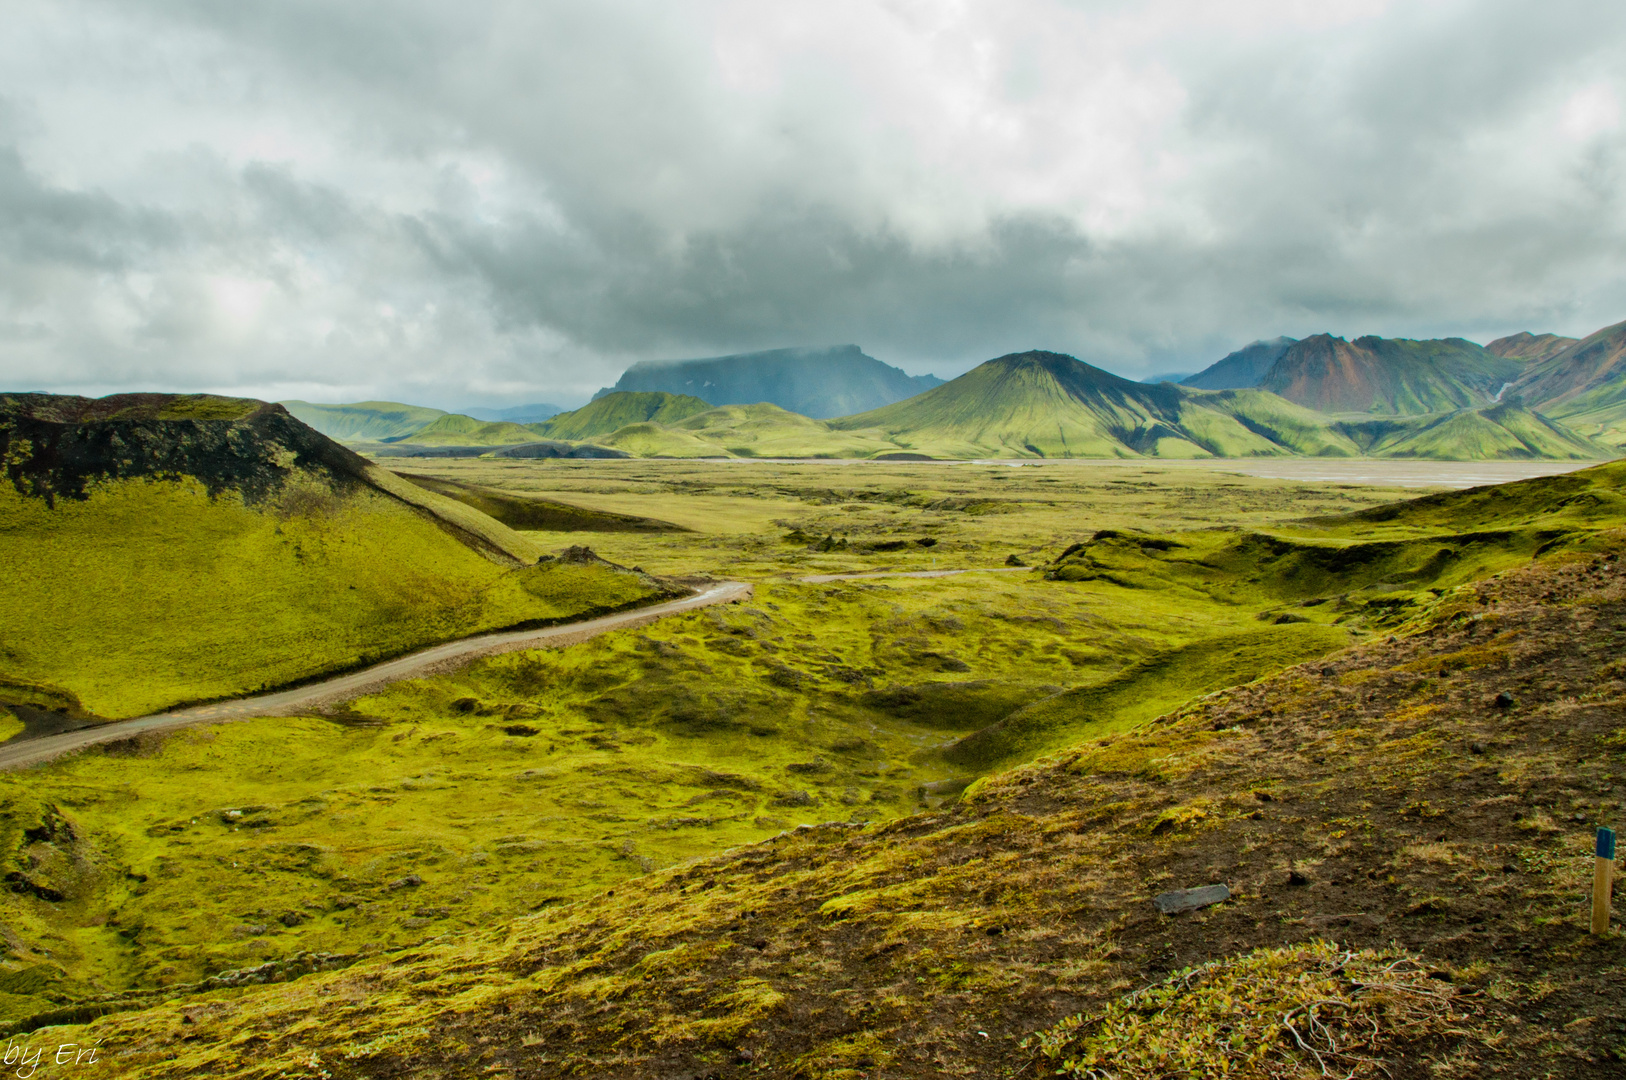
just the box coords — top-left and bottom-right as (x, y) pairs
(1509, 318), (1626, 412)
(1486, 331), (1578, 363)
(63, 552), (1626, 1077)
(1260, 334), (1521, 414)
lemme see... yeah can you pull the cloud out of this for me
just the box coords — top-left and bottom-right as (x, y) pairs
(1, 0), (1624, 406)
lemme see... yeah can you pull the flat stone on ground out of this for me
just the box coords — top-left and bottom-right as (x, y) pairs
(1153, 883), (1230, 915)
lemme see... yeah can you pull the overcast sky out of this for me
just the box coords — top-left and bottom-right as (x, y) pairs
(2, 0), (1624, 408)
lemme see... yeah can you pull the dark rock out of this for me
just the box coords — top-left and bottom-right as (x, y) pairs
(915, 537), (937, 547)
(1493, 691), (1516, 709)
(450, 697), (480, 714)
(733, 1049), (755, 1065)
(502, 724), (539, 737)
(1469, 741), (1487, 754)
(278, 911), (307, 927)
(386, 874), (424, 890)
(1004, 554), (1028, 567)
(1153, 883), (1230, 914)
(1287, 870), (1310, 887)
(1320, 667), (1336, 677)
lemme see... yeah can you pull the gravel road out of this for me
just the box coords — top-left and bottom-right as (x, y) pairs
(0, 580), (751, 772)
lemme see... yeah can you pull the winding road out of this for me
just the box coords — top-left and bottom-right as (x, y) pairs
(0, 580), (752, 773)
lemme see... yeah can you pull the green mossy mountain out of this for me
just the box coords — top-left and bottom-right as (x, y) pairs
(1333, 402), (1610, 459)
(1258, 334), (1522, 414)
(534, 391), (713, 440)
(830, 351), (1356, 458)
(0, 394), (670, 717)
(394, 413), (547, 446)
(278, 400), (446, 442)
(598, 345), (943, 419)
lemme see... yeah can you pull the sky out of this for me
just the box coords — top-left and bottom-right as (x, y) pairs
(1, 0), (1624, 410)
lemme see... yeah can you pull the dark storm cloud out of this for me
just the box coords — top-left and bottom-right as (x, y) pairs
(2, 0), (1624, 404)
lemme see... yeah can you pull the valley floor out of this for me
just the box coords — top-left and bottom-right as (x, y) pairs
(1, 459), (1622, 1077)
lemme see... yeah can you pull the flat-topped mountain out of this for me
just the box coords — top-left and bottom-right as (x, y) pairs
(598, 345), (942, 418)
(1180, 336), (1296, 390)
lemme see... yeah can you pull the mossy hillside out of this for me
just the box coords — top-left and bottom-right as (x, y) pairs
(64, 551), (1626, 1078)
(279, 401), (447, 443)
(1332, 404), (1610, 460)
(946, 624), (1350, 768)
(534, 392), (713, 440)
(0, 575), (1138, 999)
(392, 414), (543, 446)
(1317, 456), (1626, 535)
(396, 473), (686, 532)
(670, 403), (905, 459)
(0, 478), (663, 718)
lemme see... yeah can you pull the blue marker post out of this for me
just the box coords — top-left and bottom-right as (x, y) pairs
(1595, 827), (1617, 936)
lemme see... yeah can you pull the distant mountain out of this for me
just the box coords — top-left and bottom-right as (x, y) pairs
(1180, 337), (1297, 390)
(1336, 403), (1608, 460)
(464, 403), (565, 423)
(280, 400), (445, 442)
(1506, 319), (1626, 446)
(536, 392), (712, 441)
(598, 345), (943, 419)
(828, 350), (1351, 459)
(394, 414), (545, 447)
(1258, 334), (1521, 415)
(1486, 332), (1578, 363)
(1140, 372), (1193, 385)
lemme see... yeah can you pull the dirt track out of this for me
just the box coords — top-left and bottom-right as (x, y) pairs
(0, 580), (751, 772)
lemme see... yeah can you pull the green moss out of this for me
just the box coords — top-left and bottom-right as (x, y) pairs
(0, 477), (659, 717)
(946, 624), (1349, 769)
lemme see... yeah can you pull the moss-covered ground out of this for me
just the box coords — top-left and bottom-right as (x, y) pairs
(0, 476), (666, 719)
(46, 544), (1626, 1078)
(8, 458), (1626, 1076)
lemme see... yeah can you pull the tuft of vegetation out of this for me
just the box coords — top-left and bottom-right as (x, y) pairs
(1029, 941), (1472, 1080)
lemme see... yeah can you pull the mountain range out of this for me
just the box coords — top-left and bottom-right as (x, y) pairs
(595, 344), (943, 418)
(276, 319), (1626, 461)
